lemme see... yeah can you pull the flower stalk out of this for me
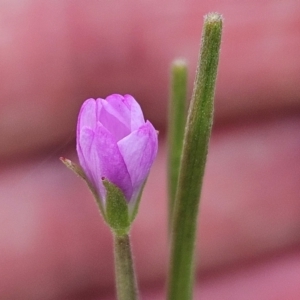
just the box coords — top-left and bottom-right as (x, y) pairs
(167, 13), (223, 300)
(114, 233), (138, 300)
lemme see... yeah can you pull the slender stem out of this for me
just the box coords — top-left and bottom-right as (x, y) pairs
(167, 13), (223, 300)
(114, 233), (138, 300)
(168, 59), (188, 230)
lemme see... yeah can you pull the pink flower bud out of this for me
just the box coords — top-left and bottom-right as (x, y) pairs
(76, 94), (158, 205)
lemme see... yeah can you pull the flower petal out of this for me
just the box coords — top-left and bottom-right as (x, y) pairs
(123, 94), (145, 131)
(117, 121), (158, 202)
(91, 122), (133, 201)
(100, 95), (131, 141)
(102, 94), (131, 127)
(76, 98), (105, 169)
(95, 98), (104, 121)
(76, 99), (99, 183)
(76, 126), (97, 189)
(77, 98), (98, 133)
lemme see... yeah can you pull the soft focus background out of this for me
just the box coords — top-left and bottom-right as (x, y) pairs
(0, 1), (300, 299)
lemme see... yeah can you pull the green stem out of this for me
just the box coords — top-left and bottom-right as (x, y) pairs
(114, 233), (138, 300)
(168, 59), (188, 230)
(167, 13), (223, 300)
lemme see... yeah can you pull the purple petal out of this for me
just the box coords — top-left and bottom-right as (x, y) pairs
(76, 99), (99, 183)
(91, 122), (133, 201)
(76, 99), (104, 168)
(123, 94), (145, 131)
(100, 95), (131, 140)
(77, 127), (98, 191)
(102, 94), (131, 127)
(95, 98), (104, 121)
(77, 99), (98, 133)
(117, 121), (158, 202)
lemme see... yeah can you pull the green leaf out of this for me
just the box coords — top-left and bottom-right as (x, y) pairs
(103, 179), (130, 235)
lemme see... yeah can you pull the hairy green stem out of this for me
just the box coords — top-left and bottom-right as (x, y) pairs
(168, 59), (188, 229)
(114, 233), (138, 300)
(167, 13), (223, 300)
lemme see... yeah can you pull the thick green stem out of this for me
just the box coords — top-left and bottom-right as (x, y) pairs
(167, 13), (223, 300)
(114, 233), (138, 300)
(168, 59), (188, 229)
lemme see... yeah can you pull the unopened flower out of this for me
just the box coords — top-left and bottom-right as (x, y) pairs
(76, 94), (158, 211)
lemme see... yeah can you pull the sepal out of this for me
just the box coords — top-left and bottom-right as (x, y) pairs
(60, 157), (87, 179)
(103, 178), (131, 235)
(129, 179), (147, 223)
(60, 157), (147, 234)
(60, 157), (105, 215)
